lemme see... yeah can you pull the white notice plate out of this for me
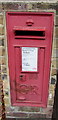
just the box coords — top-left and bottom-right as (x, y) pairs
(22, 47), (38, 72)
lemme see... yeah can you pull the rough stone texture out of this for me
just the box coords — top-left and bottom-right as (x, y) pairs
(56, 27), (58, 38)
(1, 57), (6, 65)
(0, 27), (4, 35)
(6, 118), (51, 120)
(52, 60), (56, 68)
(52, 48), (58, 58)
(0, 2), (58, 11)
(0, 1), (58, 120)
(51, 69), (57, 75)
(0, 10), (6, 120)
(0, 39), (4, 46)
(56, 15), (58, 25)
(0, 15), (3, 24)
(0, 0), (57, 2)
(53, 38), (58, 48)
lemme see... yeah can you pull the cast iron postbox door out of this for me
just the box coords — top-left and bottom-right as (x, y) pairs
(6, 12), (54, 107)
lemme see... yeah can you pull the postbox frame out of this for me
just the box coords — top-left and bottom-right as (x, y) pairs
(6, 12), (54, 107)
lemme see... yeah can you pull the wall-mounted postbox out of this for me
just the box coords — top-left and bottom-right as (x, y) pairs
(6, 12), (54, 107)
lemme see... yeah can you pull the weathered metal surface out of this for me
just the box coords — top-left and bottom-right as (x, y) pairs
(6, 12), (54, 107)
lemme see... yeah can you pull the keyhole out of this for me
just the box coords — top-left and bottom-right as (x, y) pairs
(20, 75), (23, 80)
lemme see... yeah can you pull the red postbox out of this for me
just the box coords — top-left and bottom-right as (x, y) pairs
(6, 12), (54, 107)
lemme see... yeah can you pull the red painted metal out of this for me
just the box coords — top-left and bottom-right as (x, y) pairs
(6, 12), (54, 107)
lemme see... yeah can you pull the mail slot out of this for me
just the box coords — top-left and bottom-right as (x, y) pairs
(13, 28), (45, 39)
(6, 12), (54, 107)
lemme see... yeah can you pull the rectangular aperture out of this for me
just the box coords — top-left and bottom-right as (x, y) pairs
(14, 29), (45, 39)
(15, 30), (45, 36)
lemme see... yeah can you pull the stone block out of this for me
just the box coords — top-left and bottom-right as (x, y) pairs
(52, 48), (58, 58)
(4, 97), (10, 106)
(55, 27), (58, 38)
(1, 74), (7, 80)
(29, 113), (46, 118)
(0, 47), (2, 56)
(1, 65), (7, 73)
(49, 85), (55, 94)
(48, 99), (54, 106)
(0, 59), (2, 66)
(1, 57), (6, 65)
(0, 74), (1, 80)
(18, 106), (40, 112)
(6, 106), (18, 113)
(0, 110), (2, 117)
(56, 15), (58, 25)
(29, 107), (40, 112)
(0, 4), (2, 10)
(51, 60), (56, 68)
(2, 3), (19, 10)
(0, 57), (2, 65)
(51, 75), (56, 84)
(0, 15), (3, 24)
(56, 39), (58, 48)
(7, 112), (28, 118)
(2, 47), (5, 56)
(53, 38), (58, 48)
(6, 118), (16, 120)
(3, 80), (9, 90)
(27, 3), (32, 10)
(0, 47), (5, 56)
(0, 39), (4, 46)
(0, 27), (4, 35)
(4, 90), (9, 97)
(51, 69), (57, 75)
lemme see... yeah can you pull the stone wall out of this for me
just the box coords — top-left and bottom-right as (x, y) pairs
(0, 1), (58, 120)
